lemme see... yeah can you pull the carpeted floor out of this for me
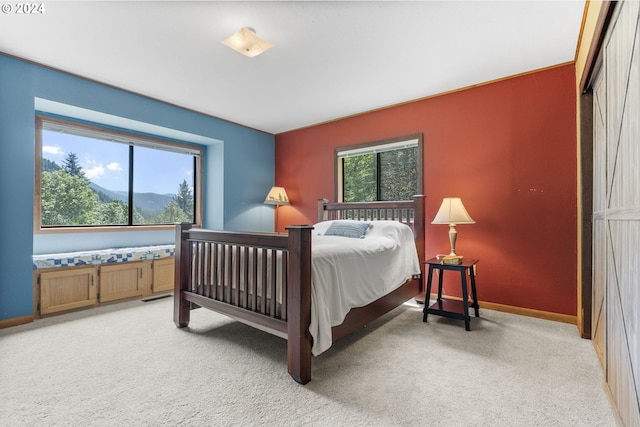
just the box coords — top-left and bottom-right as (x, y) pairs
(0, 298), (617, 426)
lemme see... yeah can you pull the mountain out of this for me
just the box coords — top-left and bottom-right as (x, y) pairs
(89, 182), (174, 216)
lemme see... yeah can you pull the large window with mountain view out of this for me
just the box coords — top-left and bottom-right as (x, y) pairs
(35, 116), (202, 230)
(336, 134), (422, 202)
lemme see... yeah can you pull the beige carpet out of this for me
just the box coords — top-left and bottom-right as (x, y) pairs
(0, 298), (617, 426)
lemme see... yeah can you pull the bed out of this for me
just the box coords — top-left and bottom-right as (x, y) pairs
(173, 195), (425, 384)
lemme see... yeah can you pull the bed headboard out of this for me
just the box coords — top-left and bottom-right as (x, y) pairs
(317, 195), (426, 262)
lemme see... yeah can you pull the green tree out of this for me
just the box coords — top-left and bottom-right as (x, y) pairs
(343, 154), (376, 202)
(42, 158), (60, 172)
(379, 147), (417, 201)
(96, 200), (146, 225)
(62, 152), (86, 180)
(41, 169), (99, 225)
(96, 200), (128, 225)
(152, 201), (191, 224)
(132, 206), (147, 225)
(173, 179), (194, 218)
(342, 147), (417, 202)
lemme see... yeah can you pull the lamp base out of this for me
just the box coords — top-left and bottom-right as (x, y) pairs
(441, 255), (463, 265)
(448, 224), (458, 256)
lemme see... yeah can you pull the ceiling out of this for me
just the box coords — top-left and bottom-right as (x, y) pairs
(0, 1), (586, 134)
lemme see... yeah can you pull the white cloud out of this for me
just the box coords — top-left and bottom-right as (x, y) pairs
(42, 145), (64, 155)
(107, 162), (122, 172)
(84, 164), (105, 180)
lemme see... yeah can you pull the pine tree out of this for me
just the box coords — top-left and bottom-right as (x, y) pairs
(42, 158), (61, 172)
(62, 152), (87, 180)
(173, 179), (194, 218)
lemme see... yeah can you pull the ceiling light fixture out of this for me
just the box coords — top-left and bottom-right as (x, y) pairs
(221, 27), (273, 58)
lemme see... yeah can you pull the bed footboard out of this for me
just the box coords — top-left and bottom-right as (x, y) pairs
(173, 223), (314, 384)
(173, 195), (425, 384)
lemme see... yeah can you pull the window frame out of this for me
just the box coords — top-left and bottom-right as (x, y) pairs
(334, 133), (423, 202)
(34, 115), (203, 234)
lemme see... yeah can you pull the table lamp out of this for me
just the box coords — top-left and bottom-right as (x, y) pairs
(264, 186), (289, 230)
(432, 197), (475, 256)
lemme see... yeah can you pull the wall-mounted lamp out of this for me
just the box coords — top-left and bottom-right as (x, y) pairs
(221, 27), (273, 58)
(432, 197), (475, 256)
(264, 186), (289, 231)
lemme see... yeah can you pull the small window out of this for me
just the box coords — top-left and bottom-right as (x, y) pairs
(35, 115), (203, 231)
(336, 134), (423, 202)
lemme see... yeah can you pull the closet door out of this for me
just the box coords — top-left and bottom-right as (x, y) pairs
(595, 1), (640, 425)
(591, 70), (605, 367)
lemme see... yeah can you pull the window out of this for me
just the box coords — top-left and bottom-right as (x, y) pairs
(35, 115), (203, 231)
(335, 134), (422, 202)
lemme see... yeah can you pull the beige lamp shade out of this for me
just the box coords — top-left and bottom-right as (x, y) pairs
(432, 197), (475, 256)
(221, 27), (273, 58)
(432, 197), (475, 225)
(264, 186), (289, 206)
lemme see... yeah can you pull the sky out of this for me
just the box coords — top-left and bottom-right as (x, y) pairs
(42, 130), (194, 195)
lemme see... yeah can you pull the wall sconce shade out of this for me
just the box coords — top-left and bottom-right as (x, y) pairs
(432, 197), (475, 256)
(221, 27), (273, 58)
(264, 186), (289, 206)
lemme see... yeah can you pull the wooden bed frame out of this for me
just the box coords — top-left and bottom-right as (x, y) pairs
(174, 195), (425, 384)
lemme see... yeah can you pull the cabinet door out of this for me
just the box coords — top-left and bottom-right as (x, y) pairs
(39, 267), (98, 315)
(152, 257), (175, 293)
(100, 262), (149, 302)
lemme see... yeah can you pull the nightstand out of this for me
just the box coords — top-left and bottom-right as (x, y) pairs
(422, 257), (479, 331)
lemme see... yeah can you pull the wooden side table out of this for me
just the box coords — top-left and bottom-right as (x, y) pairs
(422, 257), (479, 331)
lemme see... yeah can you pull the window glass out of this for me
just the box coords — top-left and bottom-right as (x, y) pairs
(343, 153), (376, 202)
(41, 130), (130, 226)
(338, 135), (422, 202)
(379, 147), (418, 201)
(133, 146), (194, 225)
(37, 116), (201, 229)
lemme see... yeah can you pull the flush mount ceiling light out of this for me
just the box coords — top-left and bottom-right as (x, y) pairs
(221, 27), (273, 58)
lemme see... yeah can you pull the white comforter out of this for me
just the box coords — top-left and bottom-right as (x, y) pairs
(309, 220), (421, 355)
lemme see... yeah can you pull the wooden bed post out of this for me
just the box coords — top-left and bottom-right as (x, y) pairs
(174, 222), (193, 328)
(412, 195), (426, 264)
(412, 195), (426, 302)
(413, 194), (429, 304)
(285, 225), (314, 384)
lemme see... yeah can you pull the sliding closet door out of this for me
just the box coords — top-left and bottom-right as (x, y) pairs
(591, 71), (605, 367)
(593, 1), (640, 425)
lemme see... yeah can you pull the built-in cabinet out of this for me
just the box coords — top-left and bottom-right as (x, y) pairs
(34, 258), (174, 316)
(38, 267), (99, 315)
(151, 257), (175, 293)
(100, 262), (149, 303)
(590, 1), (640, 425)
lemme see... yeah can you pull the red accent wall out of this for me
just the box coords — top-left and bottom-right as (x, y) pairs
(275, 64), (577, 316)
